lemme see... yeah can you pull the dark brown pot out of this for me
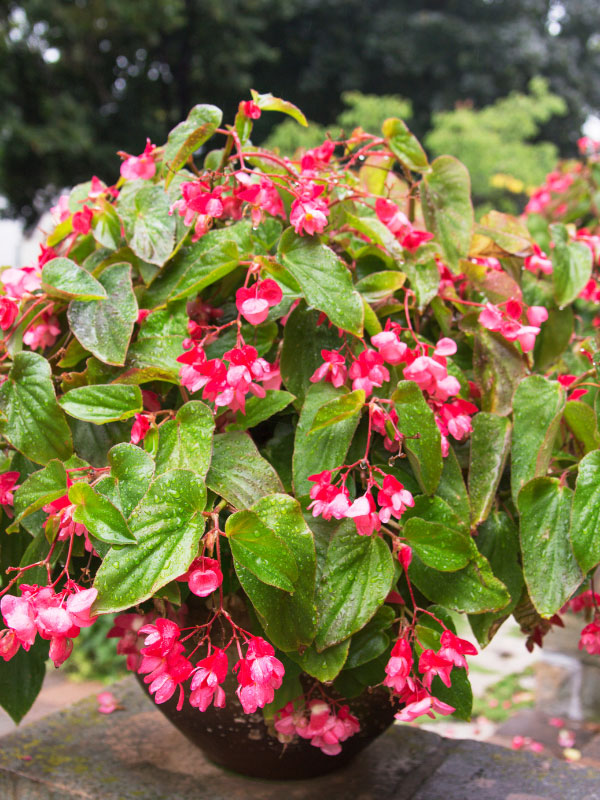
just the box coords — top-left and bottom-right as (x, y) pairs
(136, 601), (396, 779)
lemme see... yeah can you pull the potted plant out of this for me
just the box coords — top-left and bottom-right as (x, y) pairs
(0, 93), (599, 779)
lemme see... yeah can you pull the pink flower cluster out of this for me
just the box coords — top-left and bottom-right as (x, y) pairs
(385, 630), (477, 723)
(0, 584), (97, 666)
(138, 618), (194, 709)
(375, 198), (434, 252)
(234, 636), (285, 713)
(290, 180), (330, 236)
(579, 621), (600, 655)
(478, 300), (548, 353)
(177, 341), (277, 414)
(234, 173), (285, 227)
(564, 589), (600, 614)
(119, 138), (157, 181)
(525, 170), (575, 216)
(524, 243), (553, 275)
(107, 611), (154, 671)
(307, 470), (414, 536)
(274, 699), (360, 756)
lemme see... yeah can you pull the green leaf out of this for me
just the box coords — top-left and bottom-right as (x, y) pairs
(570, 450), (600, 574)
(41, 257), (107, 300)
(12, 459), (67, 527)
(118, 182), (176, 266)
(431, 665), (473, 722)
(563, 400), (600, 454)
(314, 520), (394, 650)
(280, 304), (344, 405)
(403, 494), (467, 534)
(227, 391), (294, 432)
(333, 651), (389, 699)
(382, 117), (429, 172)
(551, 224), (593, 306)
(206, 432), (283, 509)
(309, 389), (365, 433)
(60, 384), (142, 423)
(107, 443), (155, 517)
(473, 329), (526, 417)
(226, 508), (298, 592)
(517, 477), (582, 617)
(421, 155), (474, 271)
(233, 495), (317, 651)
(286, 639), (350, 682)
(155, 401), (214, 479)
(293, 383), (362, 497)
(69, 482), (135, 545)
(355, 270), (406, 303)
(345, 606), (394, 669)
(0, 638), (47, 723)
(164, 104), (222, 187)
(392, 380), (442, 495)
(91, 199), (122, 249)
(402, 518), (476, 571)
(533, 307), (573, 371)
(250, 91), (307, 126)
(469, 512), (524, 647)
(0, 352), (73, 465)
(436, 446), (470, 522)
(93, 470), (206, 613)
(68, 263), (138, 366)
(405, 258), (441, 311)
(468, 412), (511, 526)
(409, 551), (510, 614)
(278, 229), (363, 335)
(510, 376), (565, 503)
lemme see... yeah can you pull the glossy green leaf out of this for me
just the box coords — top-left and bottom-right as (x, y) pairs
(118, 182), (176, 266)
(333, 652), (389, 699)
(280, 304), (344, 405)
(473, 330), (526, 416)
(382, 117), (429, 172)
(402, 518), (476, 571)
(533, 307), (573, 371)
(108, 443), (155, 517)
(409, 551), (510, 614)
(511, 376), (565, 503)
(405, 258), (441, 311)
(250, 91), (307, 126)
(570, 450), (600, 574)
(69, 482), (135, 545)
(94, 470), (206, 613)
(468, 412), (511, 526)
(392, 380), (442, 495)
(41, 257), (107, 300)
(355, 270), (406, 303)
(403, 494), (467, 534)
(206, 432), (283, 509)
(431, 664), (473, 721)
(0, 638), (47, 723)
(469, 511), (524, 647)
(0, 352), (73, 465)
(91, 199), (122, 249)
(309, 389), (365, 433)
(421, 155), (474, 271)
(563, 400), (600, 455)
(226, 508), (298, 592)
(278, 229), (363, 336)
(68, 263), (138, 366)
(228, 390), (294, 431)
(551, 224), (593, 307)
(293, 383), (362, 497)
(12, 459), (67, 527)
(315, 520), (394, 650)
(233, 496), (317, 651)
(164, 104), (222, 187)
(155, 401), (214, 479)
(345, 606), (394, 669)
(286, 639), (350, 682)
(436, 446), (470, 523)
(518, 477), (582, 617)
(60, 384), (142, 423)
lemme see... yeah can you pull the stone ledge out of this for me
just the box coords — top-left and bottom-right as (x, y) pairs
(0, 677), (598, 800)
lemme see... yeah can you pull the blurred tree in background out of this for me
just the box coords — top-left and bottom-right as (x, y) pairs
(1, 0), (599, 223)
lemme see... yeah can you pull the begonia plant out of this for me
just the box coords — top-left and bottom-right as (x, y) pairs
(1, 94), (600, 757)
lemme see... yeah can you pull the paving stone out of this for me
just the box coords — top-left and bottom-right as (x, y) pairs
(0, 676), (598, 800)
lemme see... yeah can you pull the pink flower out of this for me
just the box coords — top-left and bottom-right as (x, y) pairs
(524, 244), (553, 275)
(526, 305), (548, 327)
(344, 492), (381, 536)
(418, 649), (454, 689)
(579, 621), (600, 655)
(397, 544), (412, 571)
(438, 630), (477, 670)
(119, 139), (157, 181)
(290, 182), (329, 236)
(241, 101), (261, 120)
(234, 637), (285, 714)
(300, 140), (335, 172)
(377, 475), (414, 523)
(375, 198), (410, 235)
(72, 205), (93, 235)
(50, 195), (71, 224)
(235, 279), (283, 325)
(177, 556), (223, 597)
(0, 592), (37, 649)
(395, 687), (455, 722)
(234, 174), (284, 226)
(403, 356), (459, 402)
(97, 691), (118, 714)
(139, 618), (181, 658)
(0, 471), (19, 512)
(0, 629), (20, 661)
(190, 648), (228, 711)
(371, 330), (409, 365)
(310, 349), (347, 388)
(1, 267), (41, 299)
(107, 612), (152, 671)
(23, 313), (61, 351)
(170, 180), (226, 241)
(65, 588), (97, 628)
(384, 638), (414, 693)
(307, 471), (351, 520)
(399, 228), (434, 252)
(0, 297), (18, 331)
(349, 349), (389, 397)
(130, 413), (151, 445)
